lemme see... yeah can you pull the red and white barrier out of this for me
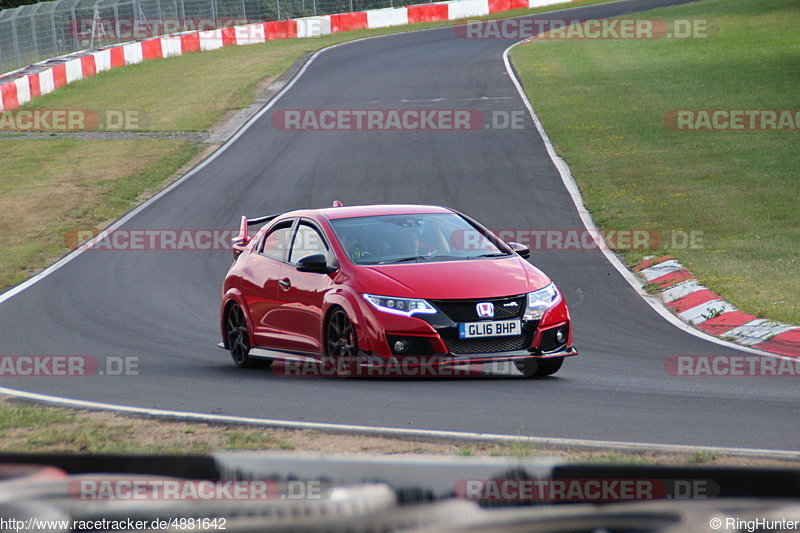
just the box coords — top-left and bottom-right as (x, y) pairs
(198, 29), (225, 51)
(123, 42), (144, 64)
(95, 48), (113, 71)
(233, 24), (266, 45)
(635, 256), (800, 358)
(449, 0), (490, 20)
(297, 16), (333, 38)
(331, 12), (369, 32)
(0, 0), (590, 112)
(407, 3), (449, 24)
(366, 8), (409, 29)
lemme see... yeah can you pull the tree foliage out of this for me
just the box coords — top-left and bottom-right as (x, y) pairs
(1, 0), (54, 10)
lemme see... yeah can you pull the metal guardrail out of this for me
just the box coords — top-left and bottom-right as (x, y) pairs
(0, 0), (422, 75)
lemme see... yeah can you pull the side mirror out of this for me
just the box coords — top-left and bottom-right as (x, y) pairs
(507, 241), (531, 259)
(296, 253), (336, 274)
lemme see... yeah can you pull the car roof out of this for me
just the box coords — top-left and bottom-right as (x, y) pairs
(283, 204), (455, 221)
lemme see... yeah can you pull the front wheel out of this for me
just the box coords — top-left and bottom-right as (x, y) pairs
(326, 308), (360, 377)
(515, 357), (563, 378)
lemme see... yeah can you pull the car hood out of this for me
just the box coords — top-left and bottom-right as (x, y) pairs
(354, 256), (551, 299)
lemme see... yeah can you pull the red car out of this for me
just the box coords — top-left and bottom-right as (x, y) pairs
(220, 203), (577, 377)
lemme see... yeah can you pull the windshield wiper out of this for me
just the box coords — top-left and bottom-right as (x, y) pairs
(379, 255), (457, 264)
(470, 252), (511, 258)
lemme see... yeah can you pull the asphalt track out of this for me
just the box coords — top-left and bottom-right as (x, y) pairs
(1, 0), (798, 451)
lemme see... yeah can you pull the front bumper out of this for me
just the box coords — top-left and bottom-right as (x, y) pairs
(360, 294), (576, 362)
(359, 344), (578, 369)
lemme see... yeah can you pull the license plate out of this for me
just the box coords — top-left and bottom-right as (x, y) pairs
(458, 319), (521, 339)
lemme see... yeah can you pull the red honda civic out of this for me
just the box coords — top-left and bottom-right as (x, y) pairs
(220, 203), (577, 377)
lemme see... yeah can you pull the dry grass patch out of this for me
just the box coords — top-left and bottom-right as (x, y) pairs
(0, 138), (200, 291)
(1, 397), (799, 467)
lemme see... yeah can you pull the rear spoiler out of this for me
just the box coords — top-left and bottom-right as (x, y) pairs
(245, 214), (281, 227)
(231, 213), (281, 257)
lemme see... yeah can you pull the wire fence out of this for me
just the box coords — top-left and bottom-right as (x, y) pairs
(0, 0), (425, 75)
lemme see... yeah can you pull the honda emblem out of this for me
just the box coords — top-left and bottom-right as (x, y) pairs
(476, 302), (494, 318)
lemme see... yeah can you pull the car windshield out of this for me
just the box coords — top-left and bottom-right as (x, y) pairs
(329, 212), (508, 265)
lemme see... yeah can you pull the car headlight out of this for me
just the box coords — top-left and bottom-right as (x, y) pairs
(363, 294), (437, 317)
(523, 283), (560, 320)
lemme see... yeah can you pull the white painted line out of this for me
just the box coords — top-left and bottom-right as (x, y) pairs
(723, 320), (798, 346)
(1, 386), (797, 457)
(678, 299), (735, 325)
(401, 97), (446, 102)
(640, 259), (683, 282)
(502, 40), (777, 358)
(458, 96), (516, 101)
(660, 279), (702, 303)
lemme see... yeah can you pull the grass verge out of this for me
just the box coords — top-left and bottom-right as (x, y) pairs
(0, 139), (202, 291)
(1, 396), (797, 465)
(509, 0), (799, 324)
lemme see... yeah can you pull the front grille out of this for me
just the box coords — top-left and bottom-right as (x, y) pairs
(445, 335), (529, 355)
(430, 295), (525, 322)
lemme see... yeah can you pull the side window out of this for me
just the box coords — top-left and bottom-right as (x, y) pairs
(289, 223), (329, 264)
(260, 222), (294, 261)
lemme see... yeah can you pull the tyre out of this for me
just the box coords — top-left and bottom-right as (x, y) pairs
(515, 357), (563, 378)
(225, 303), (268, 368)
(325, 308), (361, 377)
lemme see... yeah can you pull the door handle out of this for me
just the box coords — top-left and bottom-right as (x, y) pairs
(278, 278), (291, 289)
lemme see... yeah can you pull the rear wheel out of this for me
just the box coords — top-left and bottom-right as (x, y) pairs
(515, 357), (563, 378)
(326, 308), (360, 377)
(226, 304), (267, 368)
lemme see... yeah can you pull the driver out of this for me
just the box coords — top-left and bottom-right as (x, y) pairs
(341, 228), (387, 262)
